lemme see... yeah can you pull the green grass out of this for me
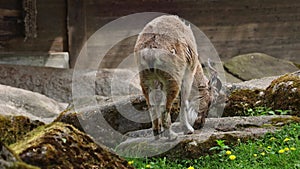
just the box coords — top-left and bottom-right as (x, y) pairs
(126, 123), (300, 169)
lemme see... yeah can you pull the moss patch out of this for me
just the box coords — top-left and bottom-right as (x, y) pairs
(264, 74), (300, 116)
(270, 116), (300, 126)
(10, 122), (133, 169)
(0, 115), (44, 145)
(6, 161), (40, 169)
(0, 142), (40, 169)
(223, 89), (264, 116)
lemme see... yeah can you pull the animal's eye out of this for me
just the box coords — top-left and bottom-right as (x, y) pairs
(170, 49), (176, 55)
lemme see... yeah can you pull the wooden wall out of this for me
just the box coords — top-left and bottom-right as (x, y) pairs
(0, 0), (299, 68)
(0, 0), (23, 50)
(0, 0), (67, 53)
(84, 0), (300, 68)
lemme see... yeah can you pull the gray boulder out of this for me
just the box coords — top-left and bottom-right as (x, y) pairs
(224, 53), (299, 81)
(0, 84), (66, 123)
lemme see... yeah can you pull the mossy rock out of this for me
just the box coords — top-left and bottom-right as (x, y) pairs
(0, 115), (44, 145)
(0, 142), (39, 169)
(223, 89), (264, 116)
(9, 122), (133, 169)
(264, 73), (300, 116)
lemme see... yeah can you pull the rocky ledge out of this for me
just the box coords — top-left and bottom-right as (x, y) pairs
(116, 115), (300, 158)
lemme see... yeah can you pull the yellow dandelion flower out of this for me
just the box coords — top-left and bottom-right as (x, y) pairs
(146, 164), (151, 168)
(253, 154), (257, 157)
(128, 161), (134, 165)
(278, 149), (285, 154)
(284, 147), (290, 151)
(187, 166), (195, 169)
(290, 147), (296, 151)
(226, 151), (232, 155)
(260, 152), (265, 156)
(269, 137), (276, 141)
(283, 138), (290, 142)
(229, 155), (236, 160)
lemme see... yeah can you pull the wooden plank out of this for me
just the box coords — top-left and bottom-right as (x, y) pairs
(0, 9), (21, 18)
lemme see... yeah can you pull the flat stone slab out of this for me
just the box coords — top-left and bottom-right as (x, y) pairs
(115, 115), (299, 158)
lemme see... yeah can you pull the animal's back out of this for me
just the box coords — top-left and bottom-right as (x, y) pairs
(136, 15), (197, 51)
(134, 15), (200, 86)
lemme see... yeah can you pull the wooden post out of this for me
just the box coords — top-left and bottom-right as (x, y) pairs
(67, 0), (86, 68)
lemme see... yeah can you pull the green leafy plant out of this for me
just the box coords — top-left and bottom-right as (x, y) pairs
(209, 139), (230, 152)
(245, 107), (292, 116)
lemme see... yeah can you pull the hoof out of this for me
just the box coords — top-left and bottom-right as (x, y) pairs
(168, 130), (178, 141)
(153, 129), (161, 140)
(193, 122), (204, 130)
(163, 129), (178, 141)
(182, 125), (194, 135)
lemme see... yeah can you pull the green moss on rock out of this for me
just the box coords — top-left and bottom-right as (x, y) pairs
(0, 142), (40, 169)
(223, 89), (264, 116)
(10, 122), (133, 169)
(6, 162), (40, 169)
(0, 115), (44, 145)
(264, 74), (300, 116)
(270, 116), (300, 126)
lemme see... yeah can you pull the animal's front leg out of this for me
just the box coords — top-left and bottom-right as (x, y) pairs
(180, 70), (195, 134)
(162, 108), (177, 140)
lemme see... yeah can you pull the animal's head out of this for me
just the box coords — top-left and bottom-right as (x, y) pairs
(207, 59), (223, 106)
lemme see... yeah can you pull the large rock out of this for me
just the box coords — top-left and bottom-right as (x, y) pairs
(55, 95), (151, 148)
(9, 122), (134, 169)
(0, 65), (141, 102)
(226, 76), (278, 92)
(115, 115), (300, 158)
(224, 70), (243, 83)
(224, 53), (299, 81)
(0, 84), (66, 123)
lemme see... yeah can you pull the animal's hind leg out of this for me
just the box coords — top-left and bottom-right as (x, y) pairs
(180, 69), (195, 134)
(163, 87), (178, 140)
(142, 85), (162, 140)
(149, 105), (161, 140)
